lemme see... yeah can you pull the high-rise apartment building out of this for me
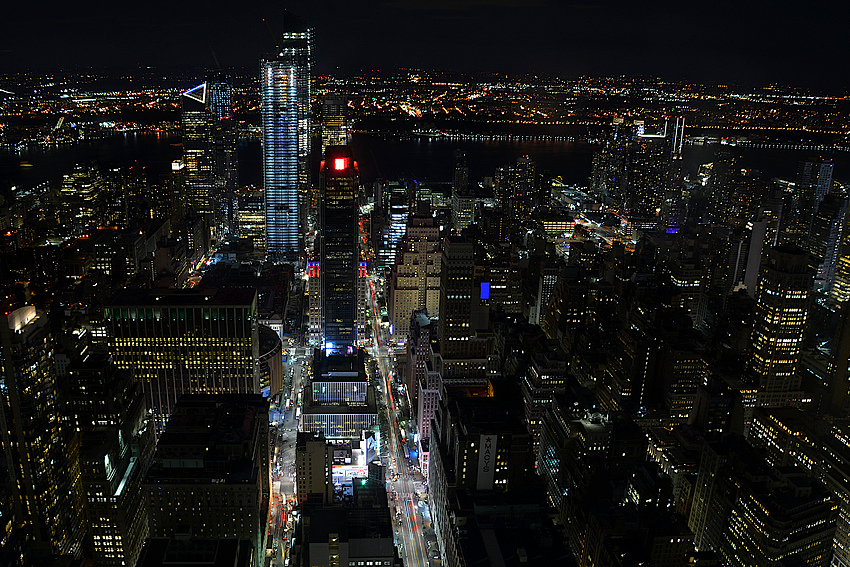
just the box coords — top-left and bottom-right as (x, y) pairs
(627, 131), (671, 229)
(0, 307), (83, 558)
(747, 245), (813, 409)
(590, 120), (630, 207)
(105, 288), (259, 434)
(316, 146), (360, 354)
(495, 156), (536, 216)
(706, 148), (739, 226)
(388, 213), (441, 342)
(261, 21), (313, 263)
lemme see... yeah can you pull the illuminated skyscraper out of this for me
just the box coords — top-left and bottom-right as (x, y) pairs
(627, 130), (671, 229)
(67, 354), (152, 567)
(58, 163), (106, 238)
(389, 213), (441, 341)
(260, 20), (313, 263)
(798, 158), (834, 228)
(321, 94), (347, 155)
(495, 155), (536, 216)
(182, 82), (215, 216)
(451, 150), (474, 233)
(747, 245), (813, 409)
(318, 146), (360, 354)
(806, 193), (847, 293)
(0, 307), (83, 558)
(208, 72), (238, 225)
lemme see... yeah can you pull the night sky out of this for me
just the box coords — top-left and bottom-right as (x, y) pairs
(2, 0), (849, 90)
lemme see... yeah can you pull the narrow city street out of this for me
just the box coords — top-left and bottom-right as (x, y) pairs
(368, 278), (438, 567)
(268, 345), (308, 566)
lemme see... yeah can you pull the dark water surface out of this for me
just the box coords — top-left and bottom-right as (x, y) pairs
(2, 129), (849, 197)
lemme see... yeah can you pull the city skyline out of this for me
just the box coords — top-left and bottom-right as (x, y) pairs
(5, 7), (850, 567)
(3, 1), (850, 91)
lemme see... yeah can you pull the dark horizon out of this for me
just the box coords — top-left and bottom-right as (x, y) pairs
(3, 0), (849, 92)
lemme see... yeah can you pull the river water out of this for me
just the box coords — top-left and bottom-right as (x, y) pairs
(2, 128), (849, 197)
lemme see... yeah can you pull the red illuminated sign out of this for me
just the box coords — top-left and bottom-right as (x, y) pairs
(334, 157), (348, 171)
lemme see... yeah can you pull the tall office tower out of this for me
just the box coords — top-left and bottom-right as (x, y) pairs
(307, 258), (322, 346)
(482, 245), (523, 314)
(67, 354), (152, 567)
(806, 193), (848, 293)
(235, 186), (266, 245)
(451, 150), (474, 233)
(261, 20), (313, 263)
(208, 72), (238, 227)
(428, 389), (534, 567)
(320, 94), (347, 155)
(670, 261), (706, 327)
(182, 82), (215, 216)
(435, 236), (492, 384)
(388, 213), (441, 342)
(142, 395), (269, 567)
(797, 158), (835, 230)
(105, 288), (260, 434)
(316, 146), (359, 354)
(58, 163), (106, 238)
(295, 431), (333, 505)
(746, 245), (813, 409)
(521, 344), (568, 445)
(437, 236), (474, 354)
(376, 181), (411, 272)
(0, 307), (82, 557)
(627, 131), (671, 230)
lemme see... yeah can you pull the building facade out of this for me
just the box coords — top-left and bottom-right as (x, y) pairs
(261, 23), (312, 263)
(105, 288), (260, 434)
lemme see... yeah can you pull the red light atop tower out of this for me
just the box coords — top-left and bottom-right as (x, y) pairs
(334, 157), (348, 171)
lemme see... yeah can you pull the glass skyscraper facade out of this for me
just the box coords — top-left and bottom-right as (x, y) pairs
(260, 23), (312, 263)
(320, 146), (359, 354)
(182, 82), (215, 216)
